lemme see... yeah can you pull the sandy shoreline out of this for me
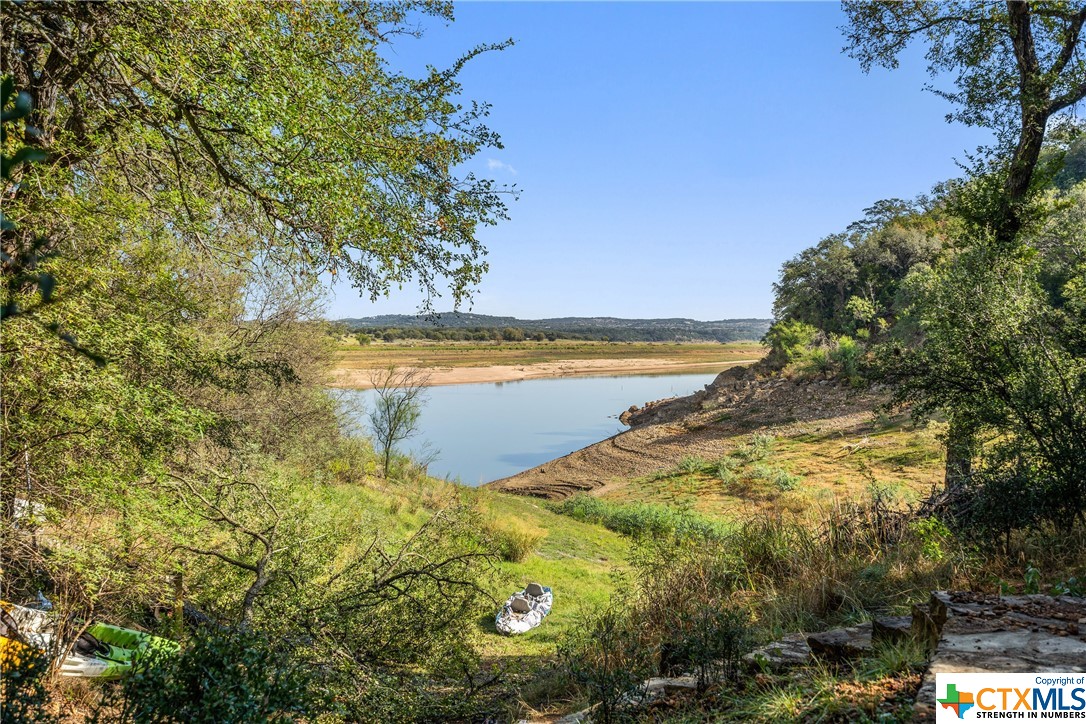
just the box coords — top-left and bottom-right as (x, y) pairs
(329, 357), (760, 389)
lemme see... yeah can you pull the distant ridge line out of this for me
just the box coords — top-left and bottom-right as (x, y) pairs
(335, 313), (772, 343)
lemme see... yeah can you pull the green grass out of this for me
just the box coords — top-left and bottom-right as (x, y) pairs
(548, 494), (732, 543)
(476, 493), (631, 659)
(310, 474), (633, 661)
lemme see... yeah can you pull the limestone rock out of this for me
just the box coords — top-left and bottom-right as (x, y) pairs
(872, 615), (913, 645)
(743, 633), (811, 672)
(807, 622), (873, 661)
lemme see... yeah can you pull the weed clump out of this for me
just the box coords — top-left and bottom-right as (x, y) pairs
(496, 526), (545, 563)
(736, 433), (775, 462)
(557, 607), (655, 724)
(678, 455), (707, 473)
(548, 495), (728, 542)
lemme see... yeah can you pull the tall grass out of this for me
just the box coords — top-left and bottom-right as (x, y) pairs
(479, 517), (546, 562)
(548, 495), (730, 542)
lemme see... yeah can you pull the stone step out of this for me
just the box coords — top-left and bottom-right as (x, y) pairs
(807, 622), (873, 661)
(913, 591), (1086, 720)
(743, 632), (811, 671)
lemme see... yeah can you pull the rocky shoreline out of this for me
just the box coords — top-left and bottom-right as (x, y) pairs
(486, 364), (889, 499)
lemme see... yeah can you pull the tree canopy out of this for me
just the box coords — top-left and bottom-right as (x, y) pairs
(2, 0), (513, 311)
(765, 2), (1086, 535)
(843, 0), (1086, 241)
(1, 4), (512, 715)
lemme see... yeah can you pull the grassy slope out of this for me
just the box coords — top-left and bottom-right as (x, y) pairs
(337, 410), (948, 664)
(608, 413), (945, 521)
(475, 493), (629, 659)
(323, 342), (958, 717)
(322, 475), (632, 660)
(318, 344), (1084, 720)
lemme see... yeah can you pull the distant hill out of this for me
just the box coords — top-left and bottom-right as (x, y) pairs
(336, 313), (772, 343)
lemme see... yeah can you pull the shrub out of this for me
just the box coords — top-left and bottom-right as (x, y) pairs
(493, 524), (545, 563)
(96, 625), (320, 724)
(763, 319), (818, 367)
(549, 495), (728, 543)
(800, 347), (834, 375)
(678, 455), (706, 473)
(557, 607), (654, 724)
(772, 468), (801, 491)
(628, 542), (752, 691)
(661, 603), (751, 693)
(736, 433), (774, 462)
(714, 456), (739, 473)
(349, 665), (504, 723)
(715, 465), (738, 486)
(907, 516), (952, 562)
(751, 433), (775, 456)
(0, 644), (57, 724)
(830, 334), (864, 384)
(751, 463), (773, 480)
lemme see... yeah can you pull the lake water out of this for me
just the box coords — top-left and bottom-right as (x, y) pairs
(338, 372), (719, 485)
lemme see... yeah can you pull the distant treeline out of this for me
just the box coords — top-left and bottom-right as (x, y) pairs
(335, 325), (761, 343)
(346, 326), (589, 343)
(333, 314), (772, 343)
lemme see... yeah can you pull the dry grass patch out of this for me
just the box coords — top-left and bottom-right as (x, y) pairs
(335, 340), (764, 371)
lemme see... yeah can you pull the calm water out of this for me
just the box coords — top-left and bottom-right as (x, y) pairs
(339, 372), (719, 485)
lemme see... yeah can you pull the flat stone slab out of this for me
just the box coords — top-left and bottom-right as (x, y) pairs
(872, 615), (913, 644)
(914, 591), (1086, 720)
(744, 632), (812, 671)
(807, 622), (873, 661)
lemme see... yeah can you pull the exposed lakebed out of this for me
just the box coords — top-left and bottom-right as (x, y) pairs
(339, 372), (719, 485)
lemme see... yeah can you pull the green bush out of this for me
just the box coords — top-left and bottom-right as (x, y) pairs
(0, 644), (57, 724)
(557, 607), (654, 724)
(715, 464), (738, 485)
(549, 495), (728, 543)
(908, 516), (952, 562)
(772, 468), (802, 491)
(678, 455), (706, 473)
(751, 433), (775, 457)
(799, 347), (834, 375)
(96, 626), (320, 724)
(494, 526), (544, 563)
(661, 603), (750, 693)
(763, 319), (818, 367)
(628, 542), (753, 691)
(349, 665), (504, 723)
(736, 433), (774, 462)
(830, 334), (864, 384)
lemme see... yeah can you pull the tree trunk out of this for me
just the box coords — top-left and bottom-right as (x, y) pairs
(172, 566), (185, 638)
(944, 416), (975, 494)
(996, 106), (1049, 245)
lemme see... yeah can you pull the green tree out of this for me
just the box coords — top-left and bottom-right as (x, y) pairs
(844, 1), (1086, 496)
(1, 1), (513, 312)
(883, 197), (1086, 530)
(843, 1), (1086, 244)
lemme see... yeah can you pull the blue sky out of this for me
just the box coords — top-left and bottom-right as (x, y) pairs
(325, 2), (995, 321)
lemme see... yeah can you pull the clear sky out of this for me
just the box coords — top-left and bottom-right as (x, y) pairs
(324, 1), (995, 321)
